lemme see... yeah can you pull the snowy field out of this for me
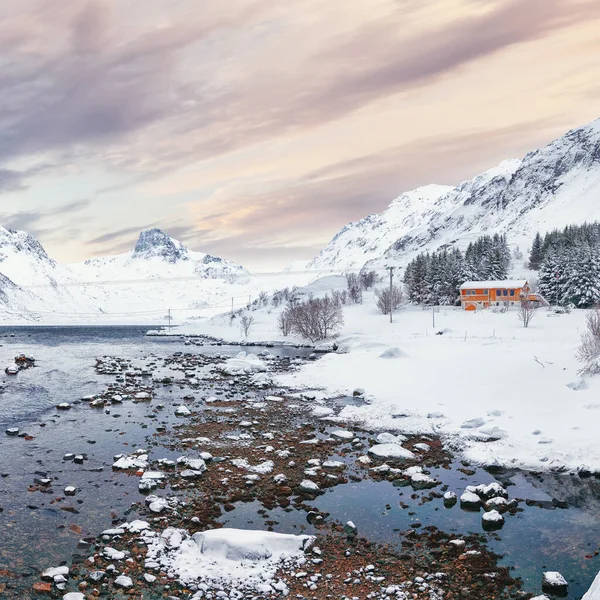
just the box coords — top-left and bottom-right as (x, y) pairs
(177, 279), (600, 474)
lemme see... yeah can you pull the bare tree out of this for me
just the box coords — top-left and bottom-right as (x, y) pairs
(277, 307), (294, 336)
(280, 294), (343, 341)
(518, 298), (537, 328)
(375, 285), (404, 315)
(240, 313), (255, 338)
(360, 270), (378, 290)
(346, 273), (363, 304)
(257, 291), (269, 307)
(577, 309), (600, 374)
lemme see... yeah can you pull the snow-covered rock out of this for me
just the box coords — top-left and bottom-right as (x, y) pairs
(368, 443), (415, 460)
(481, 509), (504, 529)
(542, 571), (569, 594)
(143, 527), (313, 595)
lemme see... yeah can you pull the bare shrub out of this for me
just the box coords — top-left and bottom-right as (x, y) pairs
(257, 291), (269, 307)
(577, 309), (600, 374)
(240, 313), (255, 338)
(332, 289), (348, 305)
(360, 270), (378, 290)
(375, 285), (404, 315)
(346, 273), (363, 304)
(279, 295), (343, 341)
(277, 308), (294, 336)
(518, 298), (537, 328)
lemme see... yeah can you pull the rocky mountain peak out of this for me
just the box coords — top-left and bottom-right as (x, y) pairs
(132, 228), (189, 263)
(0, 227), (55, 265)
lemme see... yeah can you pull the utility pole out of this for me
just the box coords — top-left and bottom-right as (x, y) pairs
(432, 303), (435, 328)
(167, 308), (172, 332)
(386, 266), (395, 323)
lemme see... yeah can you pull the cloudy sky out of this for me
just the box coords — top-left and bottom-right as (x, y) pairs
(1, 0), (599, 270)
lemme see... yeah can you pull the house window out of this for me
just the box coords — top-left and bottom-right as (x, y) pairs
(482, 290), (488, 295)
(510, 290), (515, 296)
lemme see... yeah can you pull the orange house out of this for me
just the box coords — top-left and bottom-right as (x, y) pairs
(459, 280), (530, 311)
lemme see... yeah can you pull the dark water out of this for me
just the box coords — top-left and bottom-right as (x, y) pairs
(219, 441), (600, 599)
(0, 327), (598, 599)
(0, 326), (311, 591)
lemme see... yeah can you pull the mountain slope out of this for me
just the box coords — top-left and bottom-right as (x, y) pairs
(308, 184), (454, 271)
(309, 118), (600, 272)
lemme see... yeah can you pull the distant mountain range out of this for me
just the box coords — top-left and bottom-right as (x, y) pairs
(308, 118), (600, 272)
(0, 227), (254, 323)
(2, 117), (600, 321)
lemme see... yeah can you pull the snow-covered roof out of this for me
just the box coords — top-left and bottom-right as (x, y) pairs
(459, 280), (527, 290)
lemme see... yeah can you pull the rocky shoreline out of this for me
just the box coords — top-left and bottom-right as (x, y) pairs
(0, 344), (581, 599)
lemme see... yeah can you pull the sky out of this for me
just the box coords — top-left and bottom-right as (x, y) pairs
(0, 0), (600, 271)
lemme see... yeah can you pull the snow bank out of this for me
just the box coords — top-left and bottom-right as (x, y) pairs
(583, 570), (600, 600)
(276, 302), (600, 472)
(143, 527), (313, 595)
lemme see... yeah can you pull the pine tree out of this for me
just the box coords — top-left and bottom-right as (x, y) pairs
(539, 250), (569, 306)
(528, 232), (543, 270)
(564, 248), (600, 308)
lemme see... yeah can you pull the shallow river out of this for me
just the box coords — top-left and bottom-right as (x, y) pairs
(0, 326), (598, 599)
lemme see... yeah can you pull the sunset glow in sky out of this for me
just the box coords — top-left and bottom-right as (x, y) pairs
(1, 0), (600, 270)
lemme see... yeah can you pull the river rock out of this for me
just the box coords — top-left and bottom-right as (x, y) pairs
(368, 443), (415, 460)
(115, 575), (133, 588)
(460, 490), (482, 510)
(542, 571), (568, 595)
(482, 509), (505, 530)
(299, 479), (320, 493)
(41, 566), (69, 581)
(443, 491), (457, 507)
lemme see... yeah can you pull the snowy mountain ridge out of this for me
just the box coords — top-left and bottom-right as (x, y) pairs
(0, 227), (311, 324)
(309, 118), (600, 272)
(74, 228), (248, 282)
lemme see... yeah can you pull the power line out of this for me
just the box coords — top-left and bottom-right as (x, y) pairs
(18, 267), (394, 290)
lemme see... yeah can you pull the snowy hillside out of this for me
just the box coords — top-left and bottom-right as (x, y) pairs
(308, 184), (454, 271)
(309, 118), (600, 272)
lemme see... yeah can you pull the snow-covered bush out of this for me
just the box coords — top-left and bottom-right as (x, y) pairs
(375, 285), (404, 315)
(577, 309), (600, 374)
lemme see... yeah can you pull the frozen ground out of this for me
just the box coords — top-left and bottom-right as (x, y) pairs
(176, 282), (599, 473)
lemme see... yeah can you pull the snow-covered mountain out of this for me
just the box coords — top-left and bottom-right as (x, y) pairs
(0, 227), (314, 324)
(70, 228), (248, 282)
(309, 118), (600, 272)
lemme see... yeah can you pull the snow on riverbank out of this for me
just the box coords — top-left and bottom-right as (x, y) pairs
(584, 570), (600, 599)
(178, 284), (600, 473)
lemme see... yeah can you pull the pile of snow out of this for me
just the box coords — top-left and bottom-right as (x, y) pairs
(220, 352), (267, 375)
(143, 527), (314, 595)
(583, 570), (600, 599)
